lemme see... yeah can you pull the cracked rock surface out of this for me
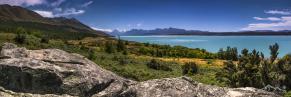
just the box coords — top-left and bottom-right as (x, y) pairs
(0, 43), (281, 97)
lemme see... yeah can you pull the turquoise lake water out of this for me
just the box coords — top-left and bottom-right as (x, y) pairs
(120, 36), (291, 57)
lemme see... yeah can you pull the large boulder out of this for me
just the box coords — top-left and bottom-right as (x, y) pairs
(119, 77), (280, 97)
(0, 86), (75, 97)
(0, 43), (281, 97)
(0, 43), (134, 97)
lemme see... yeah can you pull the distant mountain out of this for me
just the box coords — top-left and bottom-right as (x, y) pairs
(109, 28), (207, 36)
(0, 4), (109, 37)
(108, 27), (291, 36)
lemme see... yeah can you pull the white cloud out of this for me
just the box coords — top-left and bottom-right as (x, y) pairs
(34, 8), (85, 18)
(51, 0), (65, 7)
(116, 28), (128, 32)
(0, 0), (46, 6)
(33, 10), (54, 17)
(91, 27), (113, 32)
(242, 16), (291, 31)
(81, 1), (93, 7)
(265, 10), (291, 15)
(54, 8), (62, 12)
(54, 8), (85, 17)
(137, 23), (142, 27)
(253, 17), (281, 21)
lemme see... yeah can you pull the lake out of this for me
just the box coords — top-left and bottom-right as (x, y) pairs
(120, 36), (291, 57)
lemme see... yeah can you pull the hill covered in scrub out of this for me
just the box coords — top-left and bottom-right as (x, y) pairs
(0, 43), (280, 97)
(0, 4), (109, 39)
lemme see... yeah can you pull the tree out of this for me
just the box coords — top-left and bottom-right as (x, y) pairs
(105, 41), (115, 53)
(217, 47), (238, 61)
(182, 62), (198, 75)
(88, 49), (97, 60)
(40, 36), (49, 43)
(216, 61), (238, 87)
(269, 43), (279, 63)
(13, 27), (27, 44)
(217, 43), (291, 92)
(14, 33), (26, 44)
(117, 36), (126, 52)
(146, 59), (172, 71)
(217, 48), (224, 59)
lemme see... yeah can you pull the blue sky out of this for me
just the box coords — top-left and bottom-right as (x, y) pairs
(1, 0), (291, 32)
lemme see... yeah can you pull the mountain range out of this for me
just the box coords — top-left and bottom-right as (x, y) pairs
(109, 28), (291, 36)
(0, 4), (109, 37)
(1, 4), (291, 37)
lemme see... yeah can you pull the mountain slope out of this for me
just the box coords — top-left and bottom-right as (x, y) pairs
(0, 4), (109, 38)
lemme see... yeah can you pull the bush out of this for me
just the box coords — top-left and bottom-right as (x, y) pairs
(146, 59), (172, 71)
(41, 36), (49, 43)
(284, 91), (291, 97)
(105, 41), (115, 53)
(14, 33), (26, 44)
(182, 62), (198, 75)
(88, 49), (97, 60)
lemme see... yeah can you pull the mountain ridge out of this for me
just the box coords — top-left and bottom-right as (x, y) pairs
(0, 4), (109, 37)
(109, 27), (291, 36)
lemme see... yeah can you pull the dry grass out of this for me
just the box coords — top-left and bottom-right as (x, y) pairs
(132, 55), (226, 67)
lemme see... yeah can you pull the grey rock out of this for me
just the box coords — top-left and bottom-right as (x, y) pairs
(0, 43), (134, 97)
(119, 77), (280, 97)
(0, 86), (75, 97)
(0, 43), (281, 97)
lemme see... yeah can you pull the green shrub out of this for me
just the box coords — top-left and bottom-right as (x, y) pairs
(88, 49), (97, 60)
(105, 41), (115, 53)
(182, 62), (198, 75)
(146, 59), (172, 71)
(14, 33), (26, 44)
(41, 36), (49, 43)
(285, 91), (291, 97)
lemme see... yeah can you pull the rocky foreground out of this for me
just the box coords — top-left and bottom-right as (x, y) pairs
(0, 43), (281, 97)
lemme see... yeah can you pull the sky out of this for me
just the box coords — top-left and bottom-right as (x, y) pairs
(1, 0), (291, 32)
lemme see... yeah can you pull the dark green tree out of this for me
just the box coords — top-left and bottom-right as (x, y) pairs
(117, 36), (126, 52)
(216, 61), (238, 87)
(105, 41), (115, 53)
(182, 62), (198, 75)
(146, 59), (172, 71)
(88, 49), (97, 60)
(269, 43), (279, 63)
(40, 36), (49, 43)
(14, 33), (26, 44)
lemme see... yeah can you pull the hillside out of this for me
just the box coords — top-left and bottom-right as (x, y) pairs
(0, 4), (109, 39)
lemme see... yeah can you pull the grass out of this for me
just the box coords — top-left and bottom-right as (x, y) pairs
(90, 53), (225, 86)
(0, 32), (225, 86)
(91, 52), (183, 81)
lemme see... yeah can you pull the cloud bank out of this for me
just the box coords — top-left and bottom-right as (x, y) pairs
(91, 27), (113, 32)
(34, 8), (85, 18)
(0, 0), (46, 6)
(242, 10), (291, 31)
(81, 1), (93, 7)
(242, 16), (291, 31)
(265, 10), (291, 15)
(33, 10), (54, 17)
(253, 17), (281, 21)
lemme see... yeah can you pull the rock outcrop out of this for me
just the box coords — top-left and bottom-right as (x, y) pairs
(0, 43), (281, 97)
